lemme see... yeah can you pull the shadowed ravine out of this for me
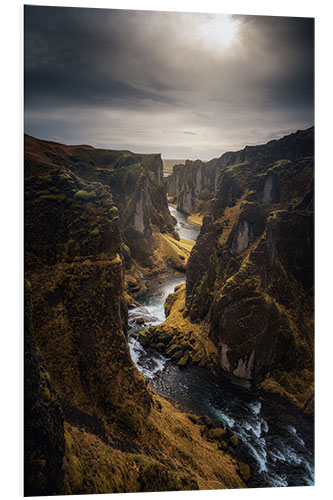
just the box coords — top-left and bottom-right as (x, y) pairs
(128, 205), (314, 489)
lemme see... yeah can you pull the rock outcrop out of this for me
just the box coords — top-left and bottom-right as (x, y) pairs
(165, 128), (314, 412)
(168, 159), (218, 214)
(167, 127), (314, 216)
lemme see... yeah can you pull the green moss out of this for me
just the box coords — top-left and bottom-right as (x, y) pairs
(208, 428), (227, 441)
(74, 190), (97, 201)
(225, 160), (249, 171)
(267, 159), (292, 173)
(229, 434), (238, 447)
(41, 387), (51, 401)
(238, 462), (251, 482)
(108, 206), (118, 215)
(187, 414), (201, 425)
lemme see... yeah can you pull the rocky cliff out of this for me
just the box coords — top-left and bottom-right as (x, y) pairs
(24, 280), (65, 496)
(167, 158), (218, 214)
(159, 128), (314, 414)
(24, 135), (244, 494)
(24, 135), (152, 493)
(167, 127), (314, 216)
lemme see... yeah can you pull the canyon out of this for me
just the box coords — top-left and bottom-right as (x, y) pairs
(24, 127), (314, 495)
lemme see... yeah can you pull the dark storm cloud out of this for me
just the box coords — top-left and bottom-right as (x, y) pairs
(230, 15), (314, 110)
(24, 6), (314, 159)
(24, 7), (178, 108)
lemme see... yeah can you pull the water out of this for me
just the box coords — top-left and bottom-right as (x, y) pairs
(127, 207), (314, 489)
(169, 205), (200, 240)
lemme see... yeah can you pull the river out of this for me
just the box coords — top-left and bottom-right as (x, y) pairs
(128, 205), (314, 489)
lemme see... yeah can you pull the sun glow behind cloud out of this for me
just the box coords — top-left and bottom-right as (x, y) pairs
(197, 14), (240, 50)
(24, 7), (314, 159)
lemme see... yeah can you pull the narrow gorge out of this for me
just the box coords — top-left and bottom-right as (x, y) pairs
(24, 127), (314, 495)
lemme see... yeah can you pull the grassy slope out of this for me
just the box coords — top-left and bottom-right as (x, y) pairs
(61, 393), (245, 495)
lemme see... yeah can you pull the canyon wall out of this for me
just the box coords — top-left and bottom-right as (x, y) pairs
(24, 135), (153, 493)
(167, 127), (314, 215)
(186, 127), (314, 411)
(162, 128), (314, 413)
(24, 135), (244, 494)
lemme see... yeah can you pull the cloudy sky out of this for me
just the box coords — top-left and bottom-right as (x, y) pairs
(24, 6), (314, 160)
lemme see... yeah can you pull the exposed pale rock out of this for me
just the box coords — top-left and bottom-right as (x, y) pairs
(221, 344), (231, 372)
(233, 351), (255, 380)
(235, 221), (249, 254)
(134, 194), (145, 234)
(262, 176), (273, 205)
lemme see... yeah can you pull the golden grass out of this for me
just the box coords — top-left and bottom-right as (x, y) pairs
(188, 213), (203, 227)
(151, 232), (195, 271)
(149, 394), (245, 490)
(161, 285), (219, 368)
(61, 392), (245, 495)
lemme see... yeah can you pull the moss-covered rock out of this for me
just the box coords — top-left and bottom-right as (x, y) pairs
(181, 128), (314, 411)
(208, 428), (227, 441)
(229, 434), (239, 447)
(74, 189), (97, 201)
(238, 462), (251, 482)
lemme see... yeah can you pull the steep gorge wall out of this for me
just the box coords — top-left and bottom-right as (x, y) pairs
(164, 128), (314, 412)
(25, 135), (181, 293)
(168, 159), (218, 214)
(24, 134), (182, 421)
(24, 280), (65, 496)
(167, 127), (314, 216)
(24, 136), (167, 494)
(24, 136), (153, 434)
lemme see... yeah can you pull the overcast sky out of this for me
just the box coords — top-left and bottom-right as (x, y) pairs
(24, 6), (314, 160)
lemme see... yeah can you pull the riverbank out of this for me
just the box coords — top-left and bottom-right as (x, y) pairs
(125, 204), (200, 296)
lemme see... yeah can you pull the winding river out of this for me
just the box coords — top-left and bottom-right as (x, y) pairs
(128, 206), (314, 489)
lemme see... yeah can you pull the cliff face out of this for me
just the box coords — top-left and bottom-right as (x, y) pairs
(25, 135), (174, 267)
(168, 128), (314, 412)
(24, 135), (244, 494)
(24, 134), (153, 446)
(167, 127), (314, 216)
(24, 280), (65, 496)
(167, 159), (218, 214)
(24, 136), (162, 493)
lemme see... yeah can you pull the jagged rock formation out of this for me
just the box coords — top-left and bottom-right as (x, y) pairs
(168, 159), (217, 214)
(164, 128), (314, 413)
(167, 127), (314, 216)
(24, 135), (244, 494)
